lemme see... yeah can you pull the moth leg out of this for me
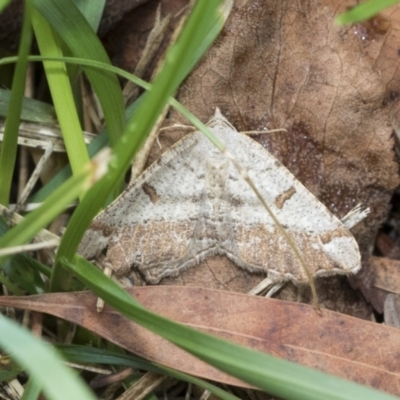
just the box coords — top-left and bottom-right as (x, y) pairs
(248, 277), (285, 297)
(265, 282), (285, 297)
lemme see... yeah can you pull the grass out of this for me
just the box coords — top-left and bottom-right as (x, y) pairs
(0, 0), (399, 399)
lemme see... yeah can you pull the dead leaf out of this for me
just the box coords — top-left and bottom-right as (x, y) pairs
(357, 256), (400, 313)
(384, 293), (400, 328)
(1, 287), (400, 395)
(369, 256), (400, 296)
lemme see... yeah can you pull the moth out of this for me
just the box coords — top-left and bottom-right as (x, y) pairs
(78, 109), (363, 287)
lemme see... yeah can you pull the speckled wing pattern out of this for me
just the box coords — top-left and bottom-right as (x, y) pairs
(78, 110), (361, 284)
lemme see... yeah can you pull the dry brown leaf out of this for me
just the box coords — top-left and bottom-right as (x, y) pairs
(385, 293), (400, 328)
(357, 256), (400, 313)
(369, 256), (400, 296)
(1, 287), (400, 395)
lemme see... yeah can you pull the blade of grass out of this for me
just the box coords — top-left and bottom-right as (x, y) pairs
(51, 0), (106, 133)
(0, 315), (97, 400)
(73, 0), (106, 32)
(33, 0), (125, 148)
(0, 150), (109, 267)
(34, 0), (125, 201)
(50, 0), (230, 292)
(335, 0), (400, 25)
(61, 255), (398, 400)
(0, 356), (21, 381)
(30, 8), (90, 180)
(0, 0), (11, 12)
(58, 345), (241, 400)
(0, 269), (23, 294)
(0, 0), (33, 205)
(20, 377), (42, 400)
(0, 88), (57, 123)
(1, 253), (49, 294)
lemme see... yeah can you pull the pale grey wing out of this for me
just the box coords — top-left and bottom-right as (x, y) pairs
(219, 131), (361, 283)
(77, 134), (200, 261)
(78, 133), (217, 283)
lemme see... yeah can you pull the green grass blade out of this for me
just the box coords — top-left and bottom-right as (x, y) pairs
(58, 345), (241, 400)
(181, 0), (232, 79)
(0, 154), (104, 266)
(0, 0), (11, 12)
(20, 377), (42, 400)
(34, 0), (125, 148)
(0, 88), (57, 123)
(0, 271), (22, 294)
(0, 356), (22, 381)
(1, 253), (49, 294)
(73, 0), (106, 32)
(335, 0), (400, 25)
(61, 256), (397, 400)
(31, 8), (89, 179)
(0, 315), (97, 400)
(0, 0), (33, 205)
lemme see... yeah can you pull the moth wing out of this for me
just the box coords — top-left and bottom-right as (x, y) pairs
(78, 133), (217, 282)
(219, 130), (361, 283)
